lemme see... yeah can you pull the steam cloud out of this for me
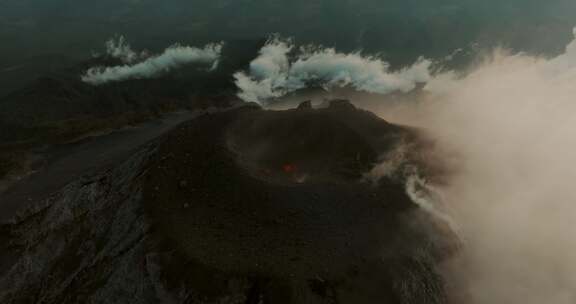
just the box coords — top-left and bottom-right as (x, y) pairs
(234, 37), (432, 104)
(104, 35), (147, 64)
(82, 38), (223, 85)
(365, 142), (461, 237)
(364, 28), (576, 304)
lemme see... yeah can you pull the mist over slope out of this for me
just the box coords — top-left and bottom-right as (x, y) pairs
(347, 28), (576, 304)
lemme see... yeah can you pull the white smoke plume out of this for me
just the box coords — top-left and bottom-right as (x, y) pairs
(364, 141), (461, 236)
(234, 37), (432, 104)
(405, 174), (460, 235)
(363, 28), (576, 304)
(104, 35), (147, 63)
(82, 42), (222, 85)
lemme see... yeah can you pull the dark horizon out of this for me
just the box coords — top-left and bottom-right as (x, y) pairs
(2, 0), (576, 96)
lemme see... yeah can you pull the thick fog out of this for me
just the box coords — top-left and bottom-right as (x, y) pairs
(361, 33), (576, 303)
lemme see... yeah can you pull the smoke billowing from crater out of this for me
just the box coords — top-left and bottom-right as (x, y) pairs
(364, 29), (576, 304)
(234, 37), (432, 104)
(82, 37), (223, 85)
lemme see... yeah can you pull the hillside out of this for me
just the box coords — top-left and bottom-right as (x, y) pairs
(0, 102), (456, 303)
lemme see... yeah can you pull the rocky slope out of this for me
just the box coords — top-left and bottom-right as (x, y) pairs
(0, 39), (262, 181)
(0, 101), (455, 303)
(0, 38), (262, 145)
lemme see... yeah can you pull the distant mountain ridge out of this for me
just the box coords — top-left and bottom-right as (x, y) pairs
(1, 0), (574, 96)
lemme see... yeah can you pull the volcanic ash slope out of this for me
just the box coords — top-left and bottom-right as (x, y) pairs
(0, 101), (455, 304)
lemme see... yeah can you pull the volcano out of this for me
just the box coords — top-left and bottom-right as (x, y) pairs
(0, 100), (455, 303)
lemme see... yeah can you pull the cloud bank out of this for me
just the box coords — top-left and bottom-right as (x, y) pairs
(234, 37), (432, 104)
(82, 39), (222, 85)
(364, 29), (576, 304)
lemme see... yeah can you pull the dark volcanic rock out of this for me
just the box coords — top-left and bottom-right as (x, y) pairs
(0, 104), (454, 303)
(328, 99), (356, 111)
(297, 100), (313, 110)
(0, 74), (236, 145)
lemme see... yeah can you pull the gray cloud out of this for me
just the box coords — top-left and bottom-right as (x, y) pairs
(234, 37), (432, 104)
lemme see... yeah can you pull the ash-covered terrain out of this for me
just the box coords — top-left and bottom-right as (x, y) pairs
(0, 100), (456, 303)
